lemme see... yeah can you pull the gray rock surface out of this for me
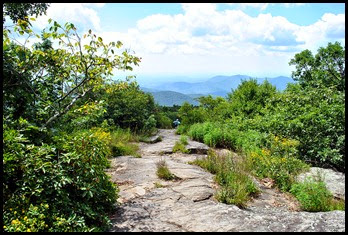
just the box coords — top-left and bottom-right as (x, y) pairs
(106, 129), (345, 232)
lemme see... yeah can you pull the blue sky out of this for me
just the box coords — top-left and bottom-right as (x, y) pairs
(16, 3), (346, 84)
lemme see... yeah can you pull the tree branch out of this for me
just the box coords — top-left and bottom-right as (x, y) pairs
(43, 87), (92, 127)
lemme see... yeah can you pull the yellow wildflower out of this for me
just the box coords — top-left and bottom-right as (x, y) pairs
(27, 228), (31, 232)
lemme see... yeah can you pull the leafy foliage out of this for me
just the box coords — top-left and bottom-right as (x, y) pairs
(3, 11), (143, 232)
(289, 41), (345, 92)
(261, 84), (345, 171)
(290, 178), (344, 212)
(3, 3), (50, 25)
(3, 124), (118, 232)
(104, 81), (156, 133)
(227, 79), (277, 118)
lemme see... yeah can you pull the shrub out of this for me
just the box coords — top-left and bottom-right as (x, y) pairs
(290, 178), (344, 212)
(155, 112), (172, 129)
(3, 125), (119, 232)
(249, 147), (309, 191)
(176, 124), (190, 135)
(104, 81), (156, 132)
(262, 84), (345, 171)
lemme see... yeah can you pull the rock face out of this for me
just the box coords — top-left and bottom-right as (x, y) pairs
(106, 129), (345, 232)
(297, 167), (345, 200)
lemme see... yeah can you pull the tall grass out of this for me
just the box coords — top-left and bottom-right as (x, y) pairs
(109, 128), (140, 157)
(191, 150), (259, 208)
(290, 178), (345, 212)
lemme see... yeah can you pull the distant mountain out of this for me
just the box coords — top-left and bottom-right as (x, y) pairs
(140, 87), (161, 93)
(145, 90), (200, 107)
(186, 94), (205, 99)
(266, 76), (295, 91)
(148, 75), (294, 96)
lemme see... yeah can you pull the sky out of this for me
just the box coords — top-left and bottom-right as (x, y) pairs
(8, 3), (346, 84)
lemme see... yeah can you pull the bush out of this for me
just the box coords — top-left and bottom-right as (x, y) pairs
(290, 179), (344, 212)
(249, 147), (309, 191)
(262, 84), (345, 171)
(175, 124), (190, 135)
(104, 81), (156, 132)
(155, 112), (172, 129)
(3, 125), (119, 232)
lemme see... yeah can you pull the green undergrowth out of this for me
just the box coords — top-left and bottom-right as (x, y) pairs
(188, 122), (310, 192)
(186, 122), (345, 212)
(190, 150), (259, 208)
(290, 175), (345, 212)
(172, 135), (190, 153)
(290, 180), (345, 212)
(3, 125), (119, 232)
(109, 128), (140, 157)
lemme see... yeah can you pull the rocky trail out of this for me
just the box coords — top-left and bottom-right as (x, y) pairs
(106, 129), (345, 232)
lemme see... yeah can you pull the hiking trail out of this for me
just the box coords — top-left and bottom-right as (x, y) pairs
(106, 129), (345, 232)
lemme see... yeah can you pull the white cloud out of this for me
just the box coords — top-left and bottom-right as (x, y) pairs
(295, 13), (345, 52)
(33, 3), (102, 32)
(99, 4), (344, 77)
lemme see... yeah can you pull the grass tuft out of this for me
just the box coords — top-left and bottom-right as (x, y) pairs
(156, 159), (178, 181)
(172, 141), (190, 154)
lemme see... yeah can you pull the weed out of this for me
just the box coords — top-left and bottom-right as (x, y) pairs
(180, 135), (189, 145)
(191, 150), (259, 208)
(156, 159), (177, 181)
(154, 182), (165, 188)
(172, 141), (190, 154)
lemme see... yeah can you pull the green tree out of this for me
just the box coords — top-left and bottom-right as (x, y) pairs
(3, 18), (141, 130)
(227, 79), (277, 118)
(3, 13), (142, 231)
(104, 81), (156, 132)
(289, 41), (345, 92)
(3, 3), (50, 25)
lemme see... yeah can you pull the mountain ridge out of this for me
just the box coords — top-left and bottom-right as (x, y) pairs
(141, 74), (295, 106)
